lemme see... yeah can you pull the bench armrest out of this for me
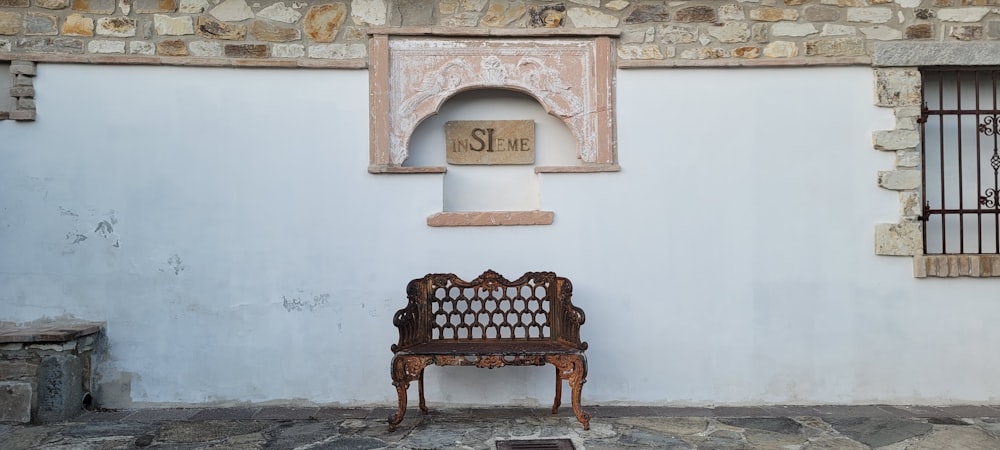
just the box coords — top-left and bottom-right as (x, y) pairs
(391, 278), (427, 352)
(555, 277), (588, 351)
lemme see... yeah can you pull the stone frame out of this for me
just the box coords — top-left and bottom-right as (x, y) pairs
(872, 42), (1000, 278)
(1, 60), (36, 121)
(366, 28), (619, 174)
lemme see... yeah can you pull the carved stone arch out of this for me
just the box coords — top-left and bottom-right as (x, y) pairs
(368, 30), (618, 172)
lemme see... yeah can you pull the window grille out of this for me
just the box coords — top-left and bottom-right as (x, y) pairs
(920, 69), (1000, 255)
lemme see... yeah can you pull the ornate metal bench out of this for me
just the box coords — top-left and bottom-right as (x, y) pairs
(388, 270), (590, 431)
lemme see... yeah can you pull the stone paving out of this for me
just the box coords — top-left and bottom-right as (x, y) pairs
(3, 405), (1000, 449)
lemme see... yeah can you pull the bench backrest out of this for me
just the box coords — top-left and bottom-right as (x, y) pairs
(391, 270), (587, 352)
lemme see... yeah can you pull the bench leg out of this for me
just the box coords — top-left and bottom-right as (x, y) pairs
(388, 382), (408, 432)
(547, 354), (591, 430)
(389, 355), (432, 432)
(552, 365), (562, 414)
(418, 368), (428, 415)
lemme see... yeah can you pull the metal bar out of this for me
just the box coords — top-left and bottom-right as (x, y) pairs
(920, 72), (929, 254)
(975, 70), (983, 253)
(956, 71), (966, 252)
(923, 109), (1000, 115)
(995, 72), (1000, 252)
(939, 72), (947, 252)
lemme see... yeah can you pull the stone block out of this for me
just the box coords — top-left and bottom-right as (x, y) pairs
(134, 0), (176, 13)
(9, 61), (36, 75)
(9, 86), (35, 97)
(154, 14), (194, 36)
(949, 25), (983, 41)
(178, 0), (207, 13)
(72, 0), (115, 13)
(527, 4), (564, 27)
(307, 43), (365, 59)
(625, 4), (669, 24)
(0, 0), (29, 6)
(250, 20), (298, 42)
(750, 7), (798, 22)
(272, 43), (304, 58)
(938, 7), (991, 22)
(156, 39), (187, 56)
(223, 43), (267, 58)
(846, 7), (892, 23)
(674, 5), (715, 22)
(351, 0), (387, 26)
(480, 2), (526, 27)
(772, 22), (819, 37)
(862, 26), (903, 41)
(10, 110), (37, 120)
(87, 39), (125, 54)
(874, 129), (920, 151)
(96, 17), (136, 37)
(0, 382), (32, 423)
(209, 0), (253, 22)
(196, 16), (246, 40)
(803, 6), (839, 22)
(14, 38), (83, 53)
(18, 97), (35, 110)
(900, 191), (921, 218)
(660, 24), (698, 44)
(24, 12), (58, 36)
(305, 3), (347, 43)
(618, 44), (664, 60)
(129, 40), (155, 55)
(906, 24), (933, 39)
(805, 37), (866, 57)
(36, 0), (69, 8)
(875, 222), (922, 256)
(0, 12), (19, 35)
(876, 68), (921, 107)
(718, 3), (745, 21)
(708, 22), (750, 43)
(0, 361), (38, 380)
(188, 40), (221, 56)
(62, 13), (94, 36)
(257, 2), (301, 23)
(763, 41), (798, 58)
(878, 170), (921, 190)
(36, 354), (83, 423)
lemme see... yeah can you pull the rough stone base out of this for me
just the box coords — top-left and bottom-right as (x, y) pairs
(0, 381), (31, 423)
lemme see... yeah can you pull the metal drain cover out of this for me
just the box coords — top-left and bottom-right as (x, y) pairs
(496, 438), (575, 450)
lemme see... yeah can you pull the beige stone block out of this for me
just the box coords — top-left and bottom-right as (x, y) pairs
(878, 170), (921, 190)
(305, 3), (347, 43)
(913, 255), (928, 278)
(749, 7), (798, 22)
(250, 20), (300, 42)
(480, 2), (526, 27)
(36, 0), (69, 9)
(874, 129), (919, 151)
(446, 120), (534, 165)
(618, 44), (664, 60)
(876, 69), (922, 107)
(96, 17), (136, 37)
(196, 16), (246, 40)
(875, 222), (922, 256)
(62, 13), (94, 36)
(763, 41), (798, 58)
(0, 12), (20, 36)
(154, 14), (194, 36)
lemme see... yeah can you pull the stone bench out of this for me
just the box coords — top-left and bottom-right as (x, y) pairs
(0, 320), (104, 423)
(388, 270), (590, 431)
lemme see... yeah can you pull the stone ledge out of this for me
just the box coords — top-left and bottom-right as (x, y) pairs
(619, 56), (871, 69)
(427, 211), (554, 227)
(368, 165), (447, 174)
(874, 42), (1000, 67)
(0, 53), (367, 69)
(535, 165), (620, 173)
(914, 254), (1000, 278)
(0, 321), (103, 344)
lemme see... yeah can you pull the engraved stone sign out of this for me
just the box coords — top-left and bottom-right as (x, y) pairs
(445, 120), (535, 165)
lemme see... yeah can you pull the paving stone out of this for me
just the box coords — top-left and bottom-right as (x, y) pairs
(158, 420), (269, 442)
(124, 408), (197, 421)
(939, 405), (1000, 417)
(619, 428), (696, 448)
(825, 417), (932, 448)
(720, 417), (803, 434)
(266, 421), (340, 448)
(617, 417), (709, 435)
(907, 425), (1000, 449)
(713, 406), (771, 417)
(188, 407), (258, 421)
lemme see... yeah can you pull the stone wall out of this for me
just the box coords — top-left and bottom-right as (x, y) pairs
(0, 0), (998, 67)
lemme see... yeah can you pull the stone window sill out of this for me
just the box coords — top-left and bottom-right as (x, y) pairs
(427, 211), (554, 227)
(368, 165), (621, 175)
(914, 254), (1000, 278)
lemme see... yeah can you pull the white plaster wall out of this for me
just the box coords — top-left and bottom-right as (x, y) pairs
(1, 64), (999, 408)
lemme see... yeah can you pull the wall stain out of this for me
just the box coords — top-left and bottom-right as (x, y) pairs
(282, 293), (330, 312)
(167, 254), (185, 275)
(59, 207), (78, 217)
(66, 233), (88, 245)
(94, 220), (114, 237)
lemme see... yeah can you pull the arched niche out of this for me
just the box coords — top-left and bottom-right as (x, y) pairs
(368, 30), (618, 173)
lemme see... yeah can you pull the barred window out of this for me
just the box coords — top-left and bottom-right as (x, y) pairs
(920, 69), (1000, 255)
